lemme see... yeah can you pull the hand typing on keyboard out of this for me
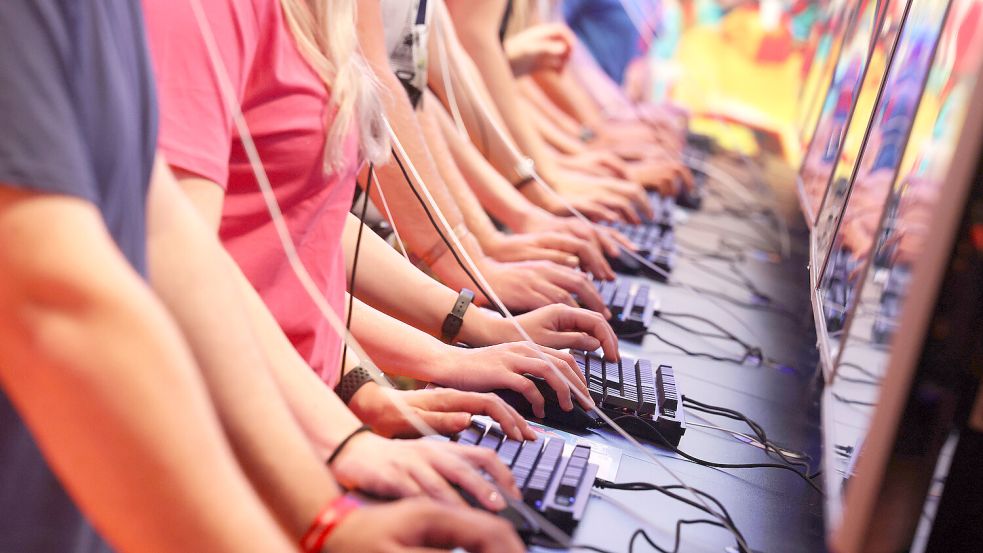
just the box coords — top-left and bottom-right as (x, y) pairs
(435, 342), (594, 418)
(454, 420), (599, 545)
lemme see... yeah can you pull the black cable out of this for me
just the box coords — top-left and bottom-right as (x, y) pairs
(389, 148), (505, 316)
(593, 478), (748, 553)
(656, 311), (762, 359)
(607, 415), (824, 495)
(832, 392), (877, 407)
(630, 520), (726, 553)
(341, 164), (375, 365)
(682, 396), (813, 474)
(646, 330), (758, 365)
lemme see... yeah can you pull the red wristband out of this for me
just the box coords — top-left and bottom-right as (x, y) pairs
(300, 495), (361, 553)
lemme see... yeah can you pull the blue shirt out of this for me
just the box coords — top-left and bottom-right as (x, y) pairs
(0, 2), (158, 551)
(563, 0), (651, 84)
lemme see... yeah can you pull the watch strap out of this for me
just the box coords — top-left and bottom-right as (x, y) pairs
(334, 367), (376, 405)
(441, 288), (475, 343)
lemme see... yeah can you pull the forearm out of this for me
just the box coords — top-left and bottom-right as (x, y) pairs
(148, 167), (337, 537)
(417, 98), (502, 245)
(0, 197), (292, 553)
(518, 77), (585, 136)
(429, 87), (557, 229)
(531, 67), (605, 129)
(229, 251), (363, 457)
(443, 0), (558, 175)
(344, 215), (503, 346)
(526, 97), (588, 155)
(348, 297), (450, 382)
(567, 43), (636, 119)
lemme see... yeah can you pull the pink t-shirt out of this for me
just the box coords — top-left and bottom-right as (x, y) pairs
(145, 0), (358, 386)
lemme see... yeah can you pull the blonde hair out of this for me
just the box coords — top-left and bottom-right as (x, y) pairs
(280, 0), (389, 169)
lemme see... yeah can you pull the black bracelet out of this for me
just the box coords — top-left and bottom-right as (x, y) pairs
(326, 425), (373, 466)
(334, 366), (377, 405)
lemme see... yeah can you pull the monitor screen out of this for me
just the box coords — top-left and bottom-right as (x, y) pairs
(813, 0), (910, 273)
(797, 0), (859, 148)
(814, 0), (948, 367)
(820, 0), (983, 546)
(799, 0), (890, 224)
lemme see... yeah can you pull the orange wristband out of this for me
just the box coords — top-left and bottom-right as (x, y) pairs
(300, 495), (361, 553)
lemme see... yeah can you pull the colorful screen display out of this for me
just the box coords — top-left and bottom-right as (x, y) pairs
(800, 0), (888, 221)
(820, 0), (982, 358)
(813, 0), (910, 267)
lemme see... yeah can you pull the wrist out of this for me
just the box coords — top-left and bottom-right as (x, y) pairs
(458, 307), (506, 346)
(300, 494), (361, 553)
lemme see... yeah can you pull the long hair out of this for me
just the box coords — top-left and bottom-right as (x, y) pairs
(280, 0), (389, 169)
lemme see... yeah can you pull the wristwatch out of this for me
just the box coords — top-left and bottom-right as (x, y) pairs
(334, 367), (377, 405)
(441, 288), (475, 343)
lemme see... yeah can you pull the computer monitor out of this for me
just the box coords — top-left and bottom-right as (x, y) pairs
(812, 0), (949, 377)
(798, 0), (891, 227)
(813, 0), (910, 275)
(819, 2), (983, 551)
(797, 0), (861, 155)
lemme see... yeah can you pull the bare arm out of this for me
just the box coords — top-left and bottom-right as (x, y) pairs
(176, 175), (365, 458)
(357, 0), (494, 294)
(0, 186), (293, 553)
(342, 213), (513, 347)
(148, 160), (339, 538)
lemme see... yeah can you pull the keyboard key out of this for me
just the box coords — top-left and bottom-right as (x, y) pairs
(512, 438), (544, 489)
(556, 445), (592, 506)
(456, 421), (487, 446)
(523, 439), (564, 507)
(656, 365), (679, 413)
(478, 427), (504, 452)
(497, 438), (522, 467)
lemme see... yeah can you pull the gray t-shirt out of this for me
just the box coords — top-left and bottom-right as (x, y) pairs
(0, 2), (158, 551)
(381, 0), (435, 107)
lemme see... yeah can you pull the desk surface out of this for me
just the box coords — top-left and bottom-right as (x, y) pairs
(550, 154), (827, 553)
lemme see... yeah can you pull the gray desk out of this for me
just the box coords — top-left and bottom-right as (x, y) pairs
(543, 159), (827, 553)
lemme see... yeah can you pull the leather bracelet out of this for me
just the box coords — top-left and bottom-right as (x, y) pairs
(334, 366), (376, 405)
(299, 494), (362, 553)
(441, 288), (475, 343)
(326, 425), (373, 466)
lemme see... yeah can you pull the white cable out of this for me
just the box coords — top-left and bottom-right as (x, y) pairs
(433, 9), (469, 138)
(186, 1), (573, 547)
(370, 168), (412, 263)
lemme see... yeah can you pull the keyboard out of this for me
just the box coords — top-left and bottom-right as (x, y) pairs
(601, 221), (676, 281)
(679, 133), (713, 210)
(573, 350), (687, 447)
(872, 265), (910, 344)
(593, 278), (658, 340)
(824, 249), (858, 333)
(494, 350), (687, 448)
(453, 420), (598, 545)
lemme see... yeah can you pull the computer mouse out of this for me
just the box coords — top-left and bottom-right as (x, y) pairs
(494, 375), (600, 431)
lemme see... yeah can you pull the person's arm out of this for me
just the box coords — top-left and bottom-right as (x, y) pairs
(442, 0), (560, 180)
(0, 187), (295, 553)
(147, 159), (340, 537)
(355, 0), (494, 297)
(439, 1), (650, 222)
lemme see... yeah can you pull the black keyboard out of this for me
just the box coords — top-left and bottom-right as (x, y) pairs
(593, 278), (657, 340)
(680, 134), (713, 210)
(872, 264), (910, 344)
(824, 249), (858, 333)
(453, 420), (598, 545)
(601, 221), (676, 281)
(494, 350), (687, 446)
(572, 350), (687, 447)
